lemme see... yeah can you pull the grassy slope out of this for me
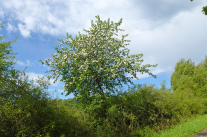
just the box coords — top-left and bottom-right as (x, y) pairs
(146, 114), (207, 137)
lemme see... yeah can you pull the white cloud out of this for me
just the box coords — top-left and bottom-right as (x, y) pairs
(16, 60), (31, 66)
(0, 8), (4, 19)
(6, 22), (17, 33)
(26, 72), (60, 87)
(1, 0), (207, 93)
(17, 23), (31, 38)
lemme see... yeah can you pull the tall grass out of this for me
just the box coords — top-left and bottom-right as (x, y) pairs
(145, 114), (207, 137)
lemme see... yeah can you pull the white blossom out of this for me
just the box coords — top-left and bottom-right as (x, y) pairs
(39, 15), (158, 100)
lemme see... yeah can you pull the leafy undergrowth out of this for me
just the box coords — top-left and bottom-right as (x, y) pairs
(1, 80), (207, 137)
(50, 81), (207, 137)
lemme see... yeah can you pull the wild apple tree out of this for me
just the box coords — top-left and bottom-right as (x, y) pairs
(39, 15), (158, 120)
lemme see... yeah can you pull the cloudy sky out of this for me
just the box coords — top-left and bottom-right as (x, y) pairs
(0, 0), (207, 100)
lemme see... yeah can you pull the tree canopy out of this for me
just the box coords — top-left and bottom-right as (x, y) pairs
(0, 21), (19, 104)
(196, 55), (207, 69)
(192, 56), (207, 98)
(0, 21), (64, 137)
(170, 56), (207, 99)
(0, 21), (18, 78)
(170, 58), (196, 93)
(40, 15), (158, 121)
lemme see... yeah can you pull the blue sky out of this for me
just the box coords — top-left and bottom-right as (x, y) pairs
(0, 0), (207, 100)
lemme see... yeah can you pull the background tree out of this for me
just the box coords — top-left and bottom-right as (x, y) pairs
(40, 15), (158, 124)
(0, 21), (82, 137)
(0, 21), (18, 73)
(170, 58), (196, 93)
(191, 56), (207, 99)
(170, 56), (207, 99)
(196, 55), (207, 69)
(0, 69), (51, 136)
(0, 21), (18, 77)
(190, 0), (207, 15)
(0, 21), (19, 104)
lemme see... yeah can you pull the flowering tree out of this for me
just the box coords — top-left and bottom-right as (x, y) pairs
(39, 15), (158, 121)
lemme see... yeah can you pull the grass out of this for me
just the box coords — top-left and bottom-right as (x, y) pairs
(145, 113), (207, 137)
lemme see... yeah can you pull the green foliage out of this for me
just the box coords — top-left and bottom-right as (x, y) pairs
(0, 68), (52, 136)
(0, 57), (95, 137)
(1, 18), (207, 137)
(170, 58), (196, 93)
(170, 56), (207, 110)
(75, 79), (206, 137)
(39, 15), (158, 127)
(0, 22), (18, 98)
(190, 57), (207, 112)
(0, 21), (18, 68)
(170, 56), (207, 115)
(0, 22), (98, 136)
(196, 55), (207, 69)
(192, 65), (207, 97)
(0, 22), (19, 106)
